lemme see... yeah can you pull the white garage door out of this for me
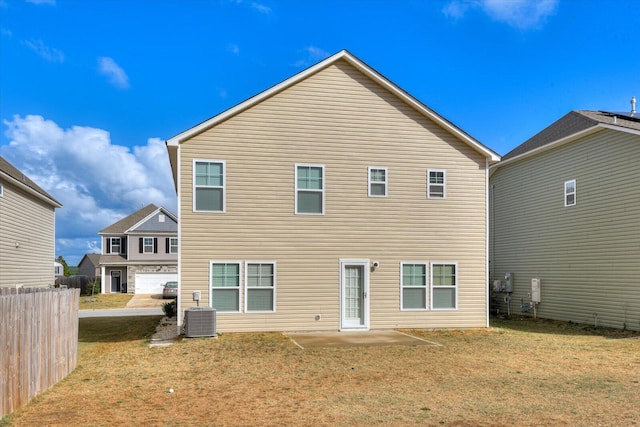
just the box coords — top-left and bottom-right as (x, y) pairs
(135, 273), (178, 294)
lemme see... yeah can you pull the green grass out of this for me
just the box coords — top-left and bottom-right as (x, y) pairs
(78, 293), (133, 310)
(78, 316), (162, 343)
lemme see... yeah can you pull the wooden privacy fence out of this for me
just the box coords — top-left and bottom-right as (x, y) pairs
(0, 287), (79, 418)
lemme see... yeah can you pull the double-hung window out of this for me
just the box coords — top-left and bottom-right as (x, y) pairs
(194, 160), (225, 212)
(368, 167), (387, 197)
(431, 262), (457, 310)
(169, 237), (178, 254)
(109, 237), (121, 254)
(401, 262), (427, 310)
(245, 262), (276, 312)
(428, 169), (446, 199)
(564, 179), (576, 207)
(295, 164), (324, 214)
(210, 262), (241, 312)
(143, 237), (154, 254)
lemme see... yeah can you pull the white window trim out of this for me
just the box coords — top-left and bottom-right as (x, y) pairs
(400, 261), (428, 311)
(295, 163), (325, 215)
(427, 169), (446, 199)
(109, 237), (121, 254)
(193, 159), (226, 213)
(430, 261), (458, 310)
(169, 237), (179, 254)
(209, 260), (242, 314)
(564, 179), (576, 207)
(368, 166), (388, 197)
(0, 182), (3, 197)
(244, 261), (277, 313)
(142, 237), (154, 254)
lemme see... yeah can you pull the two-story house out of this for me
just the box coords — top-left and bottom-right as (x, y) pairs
(166, 50), (500, 332)
(98, 204), (178, 294)
(0, 156), (62, 288)
(490, 105), (640, 331)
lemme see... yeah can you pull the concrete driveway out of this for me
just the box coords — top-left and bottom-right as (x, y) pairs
(78, 294), (169, 318)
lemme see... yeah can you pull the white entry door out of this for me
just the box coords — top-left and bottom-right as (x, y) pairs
(340, 260), (369, 330)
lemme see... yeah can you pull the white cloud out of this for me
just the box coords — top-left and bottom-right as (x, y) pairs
(22, 39), (64, 63)
(227, 43), (240, 55)
(97, 56), (130, 89)
(251, 2), (272, 14)
(292, 46), (331, 68)
(1, 115), (176, 265)
(443, 0), (558, 30)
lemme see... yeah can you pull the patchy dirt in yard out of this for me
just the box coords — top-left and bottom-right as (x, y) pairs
(3, 317), (640, 426)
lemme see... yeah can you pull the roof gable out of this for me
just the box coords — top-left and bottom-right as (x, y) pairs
(99, 204), (178, 234)
(0, 155), (62, 208)
(501, 110), (640, 163)
(166, 50), (499, 183)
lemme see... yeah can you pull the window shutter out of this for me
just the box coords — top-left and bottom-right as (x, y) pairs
(106, 238), (111, 254)
(165, 238), (169, 254)
(139, 238), (143, 253)
(122, 237), (127, 255)
(154, 238), (158, 254)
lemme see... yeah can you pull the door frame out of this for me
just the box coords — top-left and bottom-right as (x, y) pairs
(110, 270), (122, 293)
(339, 259), (370, 331)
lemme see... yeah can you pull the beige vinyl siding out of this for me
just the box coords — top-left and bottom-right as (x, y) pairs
(0, 181), (56, 288)
(490, 128), (640, 331)
(178, 60), (488, 332)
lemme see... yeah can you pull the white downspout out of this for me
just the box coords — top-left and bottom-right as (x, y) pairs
(485, 158), (490, 328)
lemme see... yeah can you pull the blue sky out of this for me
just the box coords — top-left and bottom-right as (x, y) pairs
(1, 0), (639, 265)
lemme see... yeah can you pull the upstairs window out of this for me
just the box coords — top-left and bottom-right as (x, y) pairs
(0, 182), (3, 197)
(368, 167), (387, 197)
(108, 237), (121, 254)
(169, 237), (178, 254)
(296, 164), (324, 214)
(140, 237), (157, 254)
(194, 160), (225, 212)
(564, 179), (576, 207)
(428, 169), (446, 199)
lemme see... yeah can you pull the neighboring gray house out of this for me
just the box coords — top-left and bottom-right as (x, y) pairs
(98, 204), (178, 294)
(78, 253), (101, 280)
(490, 104), (640, 331)
(0, 156), (62, 288)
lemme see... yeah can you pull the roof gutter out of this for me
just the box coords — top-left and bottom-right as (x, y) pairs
(0, 170), (62, 208)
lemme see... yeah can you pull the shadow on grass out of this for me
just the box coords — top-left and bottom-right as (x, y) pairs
(79, 316), (163, 343)
(491, 316), (640, 339)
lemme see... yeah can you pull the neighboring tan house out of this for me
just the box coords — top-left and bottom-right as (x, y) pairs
(166, 50), (500, 333)
(490, 104), (640, 331)
(78, 253), (101, 280)
(0, 156), (62, 288)
(98, 204), (178, 294)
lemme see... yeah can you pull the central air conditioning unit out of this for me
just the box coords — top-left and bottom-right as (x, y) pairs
(184, 307), (216, 338)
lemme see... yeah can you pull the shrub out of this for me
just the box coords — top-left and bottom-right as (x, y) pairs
(162, 300), (176, 318)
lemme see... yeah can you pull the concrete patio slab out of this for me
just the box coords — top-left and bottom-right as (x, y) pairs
(285, 330), (441, 349)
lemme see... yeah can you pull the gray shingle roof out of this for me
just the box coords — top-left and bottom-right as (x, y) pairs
(503, 110), (640, 160)
(0, 155), (62, 207)
(99, 204), (160, 234)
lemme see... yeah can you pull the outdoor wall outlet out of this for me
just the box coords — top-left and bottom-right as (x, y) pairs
(315, 314), (321, 321)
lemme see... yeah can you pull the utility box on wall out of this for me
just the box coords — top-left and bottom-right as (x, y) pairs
(504, 273), (513, 293)
(531, 278), (541, 303)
